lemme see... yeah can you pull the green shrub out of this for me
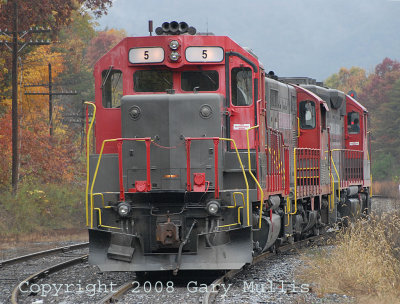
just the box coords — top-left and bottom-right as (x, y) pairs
(0, 180), (85, 237)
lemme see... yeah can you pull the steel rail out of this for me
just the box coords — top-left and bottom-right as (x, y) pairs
(0, 242), (89, 268)
(201, 233), (332, 304)
(10, 254), (88, 304)
(97, 281), (136, 304)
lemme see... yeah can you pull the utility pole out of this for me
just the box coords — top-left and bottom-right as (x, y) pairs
(25, 63), (78, 136)
(0, 0), (51, 194)
(11, 0), (18, 195)
(49, 63), (52, 136)
(61, 100), (88, 154)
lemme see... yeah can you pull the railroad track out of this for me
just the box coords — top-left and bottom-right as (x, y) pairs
(0, 242), (88, 267)
(98, 281), (136, 304)
(96, 233), (333, 304)
(201, 234), (330, 304)
(0, 242), (89, 304)
(371, 195), (391, 198)
(11, 255), (88, 304)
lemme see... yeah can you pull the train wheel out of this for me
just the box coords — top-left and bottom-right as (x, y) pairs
(252, 214), (270, 254)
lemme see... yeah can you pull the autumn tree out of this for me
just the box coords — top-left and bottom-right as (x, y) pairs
(325, 66), (368, 95)
(0, 0), (114, 105)
(371, 78), (400, 179)
(358, 58), (400, 110)
(0, 0), (113, 32)
(325, 58), (400, 180)
(84, 28), (126, 66)
(0, 43), (82, 189)
(55, 11), (97, 126)
(0, 52), (9, 115)
(359, 59), (400, 178)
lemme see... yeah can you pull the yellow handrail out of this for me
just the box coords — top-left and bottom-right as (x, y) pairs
(218, 191), (244, 228)
(89, 136), (249, 229)
(92, 193), (113, 209)
(246, 125), (264, 229)
(285, 196), (291, 226)
(330, 153), (341, 202)
(94, 208), (121, 230)
(290, 148), (298, 215)
(220, 137), (250, 226)
(329, 172), (334, 212)
(297, 117), (300, 137)
(89, 138), (149, 229)
(370, 175), (373, 197)
(84, 102), (96, 227)
(367, 149), (373, 197)
(90, 138), (120, 228)
(93, 193), (105, 208)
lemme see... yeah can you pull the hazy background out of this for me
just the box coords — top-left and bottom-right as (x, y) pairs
(97, 0), (400, 80)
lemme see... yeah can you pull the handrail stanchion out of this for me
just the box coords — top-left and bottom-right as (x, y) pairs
(117, 140), (125, 202)
(185, 139), (192, 192)
(246, 126), (264, 229)
(84, 101), (96, 227)
(213, 138), (220, 199)
(290, 148), (298, 215)
(145, 139), (152, 191)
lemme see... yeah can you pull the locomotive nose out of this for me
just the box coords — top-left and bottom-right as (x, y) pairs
(120, 93), (224, 192)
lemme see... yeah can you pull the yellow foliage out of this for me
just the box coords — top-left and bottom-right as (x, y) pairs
(19, 45), (64, 121)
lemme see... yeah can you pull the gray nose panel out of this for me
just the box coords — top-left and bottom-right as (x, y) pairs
(120, 93), (224, 191)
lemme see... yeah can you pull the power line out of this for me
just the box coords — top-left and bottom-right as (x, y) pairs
(24, 63), (78, 136)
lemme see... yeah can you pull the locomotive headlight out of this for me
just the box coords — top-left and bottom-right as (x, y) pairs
(170, 51), (180, 61)
(117, 202), (131, 217)
(206, 200), (220, 215)
(169, 40), (180, 50)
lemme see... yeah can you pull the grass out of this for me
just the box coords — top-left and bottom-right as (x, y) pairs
(373, 180), (400, 199)
(0, 179), (86, 239)
(0, 228), (88, 250)
(298, 212), (400, 303)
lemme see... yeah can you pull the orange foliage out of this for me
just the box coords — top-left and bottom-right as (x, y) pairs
(0, 45), (81, 188)
(0, 110), (79, 186)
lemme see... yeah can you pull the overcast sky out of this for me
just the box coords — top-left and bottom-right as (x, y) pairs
(97, 0), (400, 81)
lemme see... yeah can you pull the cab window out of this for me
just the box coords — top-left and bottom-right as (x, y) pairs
(348, 112), (360, 134)
(299, 100), (316, 129)
(134, 70), (173, 92)
(102, 69), (123, 108)
(231, 67), (252, 106)
(181, 71), (219, 91)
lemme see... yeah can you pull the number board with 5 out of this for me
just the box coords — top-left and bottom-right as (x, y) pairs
(185, 47), (224, 63)
(129, 47), (165, 64)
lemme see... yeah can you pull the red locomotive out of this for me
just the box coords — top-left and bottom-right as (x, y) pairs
(85, 22), (372, 273)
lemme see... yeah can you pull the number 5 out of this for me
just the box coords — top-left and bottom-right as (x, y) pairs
(202, 50), (207, 59)
(144, 51), (149, 60)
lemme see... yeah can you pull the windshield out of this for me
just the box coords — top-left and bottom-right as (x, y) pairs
(181, 71), (219, 92)
(134, 70), (173, 92)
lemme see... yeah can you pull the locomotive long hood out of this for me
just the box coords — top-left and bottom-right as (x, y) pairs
(120, 93), (224, 190)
